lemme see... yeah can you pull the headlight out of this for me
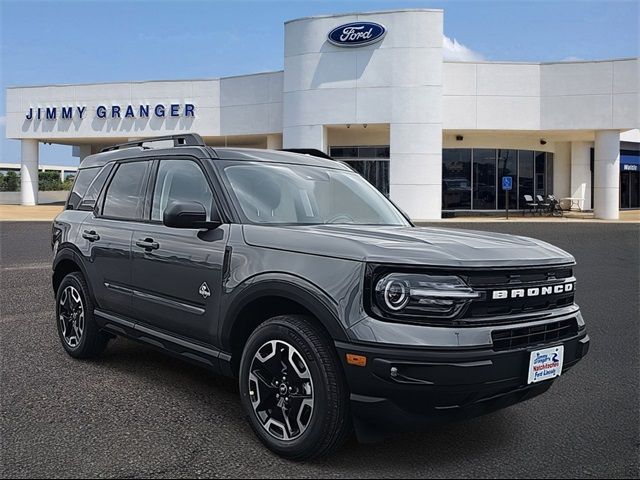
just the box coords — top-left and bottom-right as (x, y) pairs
(373, 273), (480, 320)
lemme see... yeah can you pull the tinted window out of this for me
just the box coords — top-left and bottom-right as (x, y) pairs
(78, 163), (114, 211)
(535, 152), (546, 198)
(102, 161), (151, 220)
(151, 160), (214, 222)
(442, 149), (471, 209)
(473, 149), (496, 209)
(518, 151), (534, 208)
(67, 167), (100, 210)
(497, 149), (518, 210)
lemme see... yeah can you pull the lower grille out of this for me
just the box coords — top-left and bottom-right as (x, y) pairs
(491, 318), (578, 351)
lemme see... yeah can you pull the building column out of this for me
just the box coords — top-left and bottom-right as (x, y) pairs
(570, 141), (592, 211)
(593, 130), (620, 220)
(266, 134), (283, 150)
(20, 139), (39, 206)
(78, 145), (93, 161)
(283, 125), (327, 153)
(390, 124), (443, 221)
(553, 142), (571, 199)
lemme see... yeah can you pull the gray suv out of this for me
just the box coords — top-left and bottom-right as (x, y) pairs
(52, 134), (589, 459)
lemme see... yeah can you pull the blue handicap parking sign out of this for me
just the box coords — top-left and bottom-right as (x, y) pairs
(502, 176), (513, 190)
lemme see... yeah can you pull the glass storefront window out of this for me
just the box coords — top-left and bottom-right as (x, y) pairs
(546, 153), (554, 197)
(442, 149), (472, 209)
(345, 160), (390, 196)
(330, 145), (390, 196)
(497, 149), (518, 210)
(473, 149), (497, 209)
(518, 151), (535, 209)
(535, 152), (546, 199)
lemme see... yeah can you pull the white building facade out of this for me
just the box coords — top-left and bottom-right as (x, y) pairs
(5, 9), (639, 219)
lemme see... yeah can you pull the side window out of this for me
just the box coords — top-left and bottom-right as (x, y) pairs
(67, 167), (100, 210)
(102, 161), (151, 220)
(78, 163), (114, 211)
(151, 159), (214, 222)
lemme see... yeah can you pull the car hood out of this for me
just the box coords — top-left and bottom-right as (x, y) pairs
(242, 224), (574, 268)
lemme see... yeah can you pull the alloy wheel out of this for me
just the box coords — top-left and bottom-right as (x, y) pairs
(59, 285), (85, 348)
(248, 340), (314, 441)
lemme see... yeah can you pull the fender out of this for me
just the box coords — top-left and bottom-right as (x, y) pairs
(52, 244), (97, 303)
(219, 272), (350, 351)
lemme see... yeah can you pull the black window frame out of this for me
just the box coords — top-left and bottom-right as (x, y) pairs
(65, 166), (101, 210)
(96, 159), (154, 223)
(77, 163), (115, 212)
(147, 156), (220, 225)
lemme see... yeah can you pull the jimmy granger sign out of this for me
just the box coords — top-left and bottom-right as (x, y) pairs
(25, 103), (196, 120)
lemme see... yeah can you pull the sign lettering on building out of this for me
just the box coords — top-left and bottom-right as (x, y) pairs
(25, 103), (196, 120)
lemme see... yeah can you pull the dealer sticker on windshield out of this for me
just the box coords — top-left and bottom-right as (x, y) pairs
(527, 345), (564, 384)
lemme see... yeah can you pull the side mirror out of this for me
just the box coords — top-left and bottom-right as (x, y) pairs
(163, 201), (221, 229)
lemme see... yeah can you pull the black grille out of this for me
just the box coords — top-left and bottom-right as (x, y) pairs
(465, 267), (575, 319)
(491, 318), (579, 351)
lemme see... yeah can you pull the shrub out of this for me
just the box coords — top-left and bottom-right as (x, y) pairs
(39, 171), (63, 191)
(1, 171), (20, 192)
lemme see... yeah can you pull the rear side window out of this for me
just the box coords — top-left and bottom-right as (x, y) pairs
(67, 167), (100, 210)
(78, 163), (114, 211)
(102, 161), (151, 220)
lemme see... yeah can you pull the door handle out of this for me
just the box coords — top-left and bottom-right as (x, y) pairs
(82, 230), (100, 242)
(136, 238), (160, 251)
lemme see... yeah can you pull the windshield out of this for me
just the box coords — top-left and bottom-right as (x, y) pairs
(220, 162), (410, 226)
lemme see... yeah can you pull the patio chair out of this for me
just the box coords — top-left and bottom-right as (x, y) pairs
(548, 195), (564, 217)
(523, 195), (538, 216)
(537, 194), (551, 214)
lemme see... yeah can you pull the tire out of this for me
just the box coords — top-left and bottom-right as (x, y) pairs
(239, 315), (351, 460)
(55, 272), (109, 359)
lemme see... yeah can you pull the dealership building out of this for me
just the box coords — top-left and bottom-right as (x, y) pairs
(5, 9), (639, 219)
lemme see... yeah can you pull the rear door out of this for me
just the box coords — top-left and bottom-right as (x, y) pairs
(79, 160), (152, 317)
(130, 157), (228, 343)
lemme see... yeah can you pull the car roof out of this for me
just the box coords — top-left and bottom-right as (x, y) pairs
(78, 146), (350, 171)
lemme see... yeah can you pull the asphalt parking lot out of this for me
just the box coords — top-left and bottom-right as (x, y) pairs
(1, 221), (638, 479)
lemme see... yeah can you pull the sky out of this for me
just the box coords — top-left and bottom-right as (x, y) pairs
(1, 0), (638, 166)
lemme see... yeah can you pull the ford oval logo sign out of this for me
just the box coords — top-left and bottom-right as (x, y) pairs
(327, 22), (386, 47)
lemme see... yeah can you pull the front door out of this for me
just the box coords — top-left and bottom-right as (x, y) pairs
(130, 158), (227, 343)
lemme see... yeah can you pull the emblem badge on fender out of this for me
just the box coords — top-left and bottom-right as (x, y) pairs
(199, 282), (211, 299)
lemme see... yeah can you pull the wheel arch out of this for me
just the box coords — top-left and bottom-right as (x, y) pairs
(52, 246), (94, 301)
(221, 277), (349, 376)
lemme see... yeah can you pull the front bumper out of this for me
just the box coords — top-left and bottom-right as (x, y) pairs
(335, 329), (589, 432)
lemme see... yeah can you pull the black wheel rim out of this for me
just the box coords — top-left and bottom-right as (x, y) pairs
(248, 340), (314, 441)
(59, 285), (84, 348)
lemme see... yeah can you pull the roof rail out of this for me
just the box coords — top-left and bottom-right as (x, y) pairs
(101, 133), (206, 152)
(280, 148), (334, 160)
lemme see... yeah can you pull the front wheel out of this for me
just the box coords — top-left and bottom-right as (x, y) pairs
(239, 315), (351, 460)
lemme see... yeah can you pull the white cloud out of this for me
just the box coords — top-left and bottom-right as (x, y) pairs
(560, 56), (584, 62)
(443, 35), (485, 62)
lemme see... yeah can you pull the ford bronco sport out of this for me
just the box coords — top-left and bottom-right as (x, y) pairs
(52, 134), (589, 459)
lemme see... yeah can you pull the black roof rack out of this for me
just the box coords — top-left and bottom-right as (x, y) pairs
(101, 133), (206, 153)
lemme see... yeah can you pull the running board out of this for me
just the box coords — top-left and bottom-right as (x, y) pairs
(94, 309), (233, 376)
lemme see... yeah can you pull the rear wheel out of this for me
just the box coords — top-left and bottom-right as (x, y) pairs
(55, 272), (109, 359)
(239, 315), (351, 460)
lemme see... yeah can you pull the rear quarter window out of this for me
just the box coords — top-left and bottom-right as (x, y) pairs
(66, 167), (100, 210)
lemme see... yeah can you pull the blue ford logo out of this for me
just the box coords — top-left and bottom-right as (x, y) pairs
(327, 22), (386, 47)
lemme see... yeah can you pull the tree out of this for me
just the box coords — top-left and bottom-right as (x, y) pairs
(3, 171), (20, 192)
(39, 171), (63, 191)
